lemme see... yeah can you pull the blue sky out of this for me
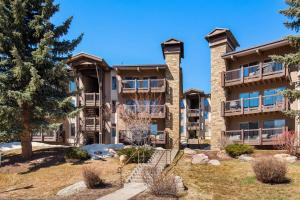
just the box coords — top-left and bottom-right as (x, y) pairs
(53, 0), (294, 93)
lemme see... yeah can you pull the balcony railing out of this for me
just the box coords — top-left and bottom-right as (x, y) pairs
(222, 62), (288, 87)
(119, 130), (166, 144)
(223, 94), (288, 116)
(187, 122), (200, 130)
(82, 93), (100, 107)
(223, 127), (288, 145)
(121, 79), (166, 93)
(123, 105), (166, 118)
(187, 109), (200, 117)
(81, 117), (100, 132)
(32, 128), (64, 142)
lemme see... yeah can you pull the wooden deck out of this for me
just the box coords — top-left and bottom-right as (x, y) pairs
(221, 62), (289, 88)
(121, 79), (166, 93)
(222, 127), (288, 146)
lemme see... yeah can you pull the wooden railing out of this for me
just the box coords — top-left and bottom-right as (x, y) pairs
(82, 117), (100, 131)
(222, 62), (288, 87)
(223, 127), (288, 145)
(223, 94), (288, 116)
(187, 109), (200, 117)
(187, 122), (200, 130)
(82, 93), (100, 106)
(32, 129), (64, 143)
(124, 105), (166, 118)
(119, 130), (166, 145)
(121, 79), (166, 93)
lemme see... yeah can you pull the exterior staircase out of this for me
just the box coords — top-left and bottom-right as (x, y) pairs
(125, 148), (179, 184)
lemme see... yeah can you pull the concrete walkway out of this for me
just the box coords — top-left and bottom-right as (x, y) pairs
(97, 183), (147, 200)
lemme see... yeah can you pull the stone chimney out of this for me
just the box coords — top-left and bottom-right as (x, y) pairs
(205, 28), (239, 150)
(161, 38), (184, 148)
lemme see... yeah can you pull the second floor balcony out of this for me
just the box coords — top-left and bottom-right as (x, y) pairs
(80, 117), (101, 132)
(187, 109), (201, 117)
(80, 93), (100, 107)
(121, 79), (166, 93)
(222, 94), (288, 117)
(123, 104), (166, 118)
(222, 62), (289, 87)
(187, 122), (201, 130)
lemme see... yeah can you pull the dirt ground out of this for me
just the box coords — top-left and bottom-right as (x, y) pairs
(0, 146), (136, 200)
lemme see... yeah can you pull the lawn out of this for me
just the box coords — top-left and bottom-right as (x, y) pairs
(171, 150), (300, 200)
(0, 146), (136, 200)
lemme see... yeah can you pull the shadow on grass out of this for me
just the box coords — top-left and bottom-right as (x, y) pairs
(1, 147), (90, 174)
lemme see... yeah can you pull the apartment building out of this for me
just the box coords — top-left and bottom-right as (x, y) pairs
(32, 38), (184, 148)
(206, 28), (298, 150)
(180, 89), (211, 143)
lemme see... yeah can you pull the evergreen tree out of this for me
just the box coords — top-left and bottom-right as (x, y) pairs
(272, 0), (300, 118)
(0, 0), (82, 159)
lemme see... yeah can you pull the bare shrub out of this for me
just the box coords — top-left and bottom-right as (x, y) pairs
(142, 166), (178, 197)
(252, 157), (288, 184)
(275, 131), (298, 156)
(82, 167), (105, 189)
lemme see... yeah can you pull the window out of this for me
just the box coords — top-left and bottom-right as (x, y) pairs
(111, 125), (116, 137)
(263, 119), (285, 129)
(150, 123), (158, 135)
(112, 76), (117, 90)
(180, 126), (184, 134)
(112, 101), (116, 113)
(240, 121), (259, 130)
(70, 123), (75, 137)
(263, 88), (285, 106)
(180, 100), (185, 109)
(69, 80), (76, 93)
(239, 91), (259, 108)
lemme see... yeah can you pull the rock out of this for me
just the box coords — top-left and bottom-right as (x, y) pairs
(119, 155), (128, 164)
(184, 148), (196, 155)
(208, 159), (221, 166)
(57, 181), (86, 197)
(108, 148), (117, 155)
(274, 154), (297, 163)
(191, 153), (209, 164)
(216, 150), (231, 160)
(238, 154), (253, 162)
(155, 147), (165, 150)
(124, 145), (133, 149)
(174, 176), (185, 193)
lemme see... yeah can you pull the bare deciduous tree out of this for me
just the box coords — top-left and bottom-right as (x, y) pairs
(275, 131), (298, 156)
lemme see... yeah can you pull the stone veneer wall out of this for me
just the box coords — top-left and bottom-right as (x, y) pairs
(210, 44), (228, 150)
(165, 52), (181, 148)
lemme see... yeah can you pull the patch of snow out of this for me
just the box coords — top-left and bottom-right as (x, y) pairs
(0, 142), (63, 152)
(81, 143), (124, 160)
(56, 181), (86, 197)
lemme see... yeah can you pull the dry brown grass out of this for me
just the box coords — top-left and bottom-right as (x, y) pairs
(0, 147), (136, 200)
(171, 150), (300, 200)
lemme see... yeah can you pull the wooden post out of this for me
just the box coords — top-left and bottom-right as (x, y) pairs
(241, 98), (244, 114)
(221, 72), (225, 87)
(241, 129), (244, 144)
(241, 66), (244, 83)
(148, 78), (150, 92)
(259, 128), (262, 145)
(259, 95), (262, 112)
(259, 62), (263, 79)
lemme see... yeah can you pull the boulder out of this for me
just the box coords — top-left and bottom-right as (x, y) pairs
(57, 181), (86, 197)
(208, 159), (221, 166)
(184, 148), (196, 155)
(174, 176), (185, 193)
(238, 154), (253, 162)
(124, 145), (133, 149)
(216, 150), (231, 160)
(274, 153), (297, 163)
(192, 153), (209, 164)
(119, 155), (128, 164)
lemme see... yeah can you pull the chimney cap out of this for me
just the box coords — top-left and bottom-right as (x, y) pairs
(205, 28), (239, 49)
(161, 38), (184, 59)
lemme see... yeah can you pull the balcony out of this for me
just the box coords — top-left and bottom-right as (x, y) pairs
(82, 93), (100, 107)
(222, 94), (288, 117)
(32, 128), (64, 143)
(123, 105), (166, 118)
(187, 109), (200, 117)
(222, 62), (288, 87)
(187, 122), (200, 131)
(81, 117), (100, 132)
(121, 79), (166, 93)
(119, 130), (166, 144)
(223, 127), (288, 145)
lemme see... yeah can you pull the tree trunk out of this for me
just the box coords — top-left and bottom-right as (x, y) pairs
(21, 104), (32, 160)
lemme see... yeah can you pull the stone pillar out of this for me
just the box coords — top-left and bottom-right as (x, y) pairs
(161, 39), (184, 148)
(205, 28), (239, 150)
